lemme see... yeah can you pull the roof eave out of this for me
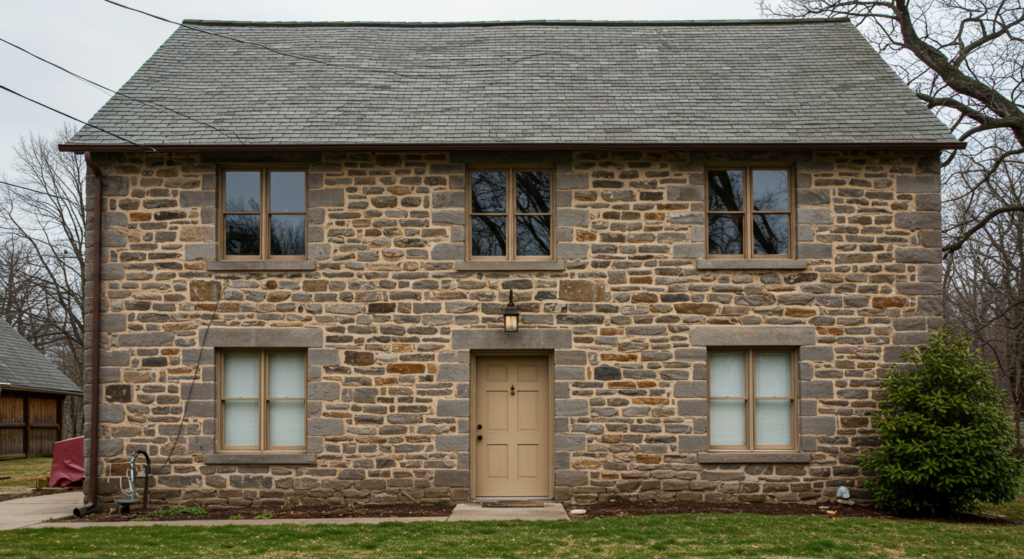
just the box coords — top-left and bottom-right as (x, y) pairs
(58, 141), (967, 153)
(0, 384), (83, 396)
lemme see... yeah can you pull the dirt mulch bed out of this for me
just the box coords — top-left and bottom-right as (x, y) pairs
(562, 500), (1020, 526)
(68, 502), (455, 523)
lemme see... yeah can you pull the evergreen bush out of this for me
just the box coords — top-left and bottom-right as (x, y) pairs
(861, 325), (1023, 516)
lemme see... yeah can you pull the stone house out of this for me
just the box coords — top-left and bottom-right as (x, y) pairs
(60, 18), (960, 508)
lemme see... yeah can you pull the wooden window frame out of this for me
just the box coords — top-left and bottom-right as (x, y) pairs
(707, 348), (798, 452)
(465, 166), (557, 261)
(216, 349), (307, 453)
(218, 165), (309, 261)
(704, 165), (795, 260)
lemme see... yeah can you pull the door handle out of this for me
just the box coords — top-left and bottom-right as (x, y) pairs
(510, 385), (515, 396)
(477, 435), (482, 441)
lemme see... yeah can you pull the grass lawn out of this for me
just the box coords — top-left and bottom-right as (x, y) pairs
(3, 513), (1022, 559)
(979, 486), (1024, 523)
(0, 456), (50, 488)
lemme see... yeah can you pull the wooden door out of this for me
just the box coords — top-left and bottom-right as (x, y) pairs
(473, 355), (551, 497)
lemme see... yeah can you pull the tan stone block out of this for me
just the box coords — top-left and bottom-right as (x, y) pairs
(559, 279), (605, 302)
(674, 303), (717, 315)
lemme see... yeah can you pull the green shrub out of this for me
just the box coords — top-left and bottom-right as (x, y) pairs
(861, 325), (1023, 516)
(150, 504), (207, 518)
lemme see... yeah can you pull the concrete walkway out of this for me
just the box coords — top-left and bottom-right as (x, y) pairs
(448, 502), (569, 522)
(1, 494), (569, 530)
(0, 491), (81, 531)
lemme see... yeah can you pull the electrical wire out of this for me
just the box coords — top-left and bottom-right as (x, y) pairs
(0, 84), (155, 152)
(0, 37), (248, 145)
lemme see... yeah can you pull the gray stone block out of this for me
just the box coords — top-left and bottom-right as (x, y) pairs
(307, 243), (331, 260)
(452, 329), (572, 350)
(102, 231), (127, 248)
(915, 193), (941, 212)
(677, 399), (708, 417)
(895, 212), (941, 230)
(667, 185), (703, 202)
(799, 346), (833, 361)
(555, 399), (588, 417)
(308, 349), (340, 365)
(555, 242), (588, 260)
(430, 163), (466, 175)
(101, 313), (126, 332)
(797, 208), (832, 224)
(673, 243), (705, 259)
(677, 435), (708, 452)
(796, 243), (832, 259)
(796, 189), (830, 206)
(117, 332), (175, 347)
(556, 173), (590, 190)
(800, 381), (834, 399)
(307, 188), (345, 208)
(895, 248), (941, 264)
(432, 191), (465, 208)
(438, 399), (470, 417)
(897, 175), (940, 193)
(308, 418), (345, 436)
(185, 243), (216, 261)
(99, 404), (125, 423)
(431, 243), (464, 261)
(558, 209), (589, 227)
(674, 347), (707, 360)
(200, 327), (323, 348)
(555, 434), (586, 451)
(690, 326), (815, 347)
(308, 382), (340, 401)
(181, 191), (216, 207)
(674, 381), (707, 398)
(436, 434), (468, 451)
(434, 470), (469, 487)
(432, 209), (465, 225)
(437, 363), (469, 381)
(554, 470), (588, 486)
(800, 416), (835, 435)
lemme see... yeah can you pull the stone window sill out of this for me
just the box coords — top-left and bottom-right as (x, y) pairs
(207, 260), (316, 272)
(696, 259), (807, 271)
(455, 260), (566, 272)
(204, 453), (316, 465)
(697, 452), (811, 464)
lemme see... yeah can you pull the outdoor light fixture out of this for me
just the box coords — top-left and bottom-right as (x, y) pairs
(503, 289), (520, 332)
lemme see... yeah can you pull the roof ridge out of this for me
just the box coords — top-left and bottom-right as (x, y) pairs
(179, 17), (850, 28)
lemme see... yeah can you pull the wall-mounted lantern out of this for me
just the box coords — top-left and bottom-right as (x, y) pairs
(503, 289), (520, 333)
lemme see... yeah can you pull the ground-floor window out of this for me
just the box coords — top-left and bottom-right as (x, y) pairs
(708, 349), (796, 450)
(218, 350), (306, 451)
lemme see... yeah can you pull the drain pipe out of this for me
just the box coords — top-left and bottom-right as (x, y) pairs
(75, 151), (103, 518)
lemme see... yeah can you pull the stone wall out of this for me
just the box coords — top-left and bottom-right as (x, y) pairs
(82, 149), (942, 506)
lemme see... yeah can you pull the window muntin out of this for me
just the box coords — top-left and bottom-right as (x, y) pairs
(219, 350), (306, 451)
(706, 167), (793, 259)
(708, 349), (796, 450)
(221, 168), (307, 260)
(468, 168), (554, 260)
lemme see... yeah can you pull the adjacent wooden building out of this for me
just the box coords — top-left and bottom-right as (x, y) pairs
(0, 319), (82, 458)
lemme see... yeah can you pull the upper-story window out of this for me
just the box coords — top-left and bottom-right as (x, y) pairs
(220, 167), (307, 260)
(705, 167), (793, 259)
(468, 168), (554, 260)
(708, 349), (796, 451)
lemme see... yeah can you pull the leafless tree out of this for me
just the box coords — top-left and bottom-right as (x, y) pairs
(760, 0), (1024, 253)
(0, 123), (86, 436)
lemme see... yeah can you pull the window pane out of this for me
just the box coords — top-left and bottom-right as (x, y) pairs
(516, 172), (550, 214)
(270, 214), (306, 256)
(708, 214), (743, 255)
(270, 171), (306, 212)
(710, 400), (746, 446)
(752, 170), (789, 211)
(472, 215), (507, 256)
(755, 400), (792, 446)
(515, 215), (551, 257)
(753, 214), (789, 255)
(755, 352), (792, 397)
(223, 353), (259, 398)
(225, 171), (261, 212)
(268, 353), (305, 399)
(268, 401), (306, 448)
(225, 214), (261, 256)
(708, 170), (743, 211)
(471, 171), (506, 213)
(709, 351), (746, 397)
(223, 401), (259, 447)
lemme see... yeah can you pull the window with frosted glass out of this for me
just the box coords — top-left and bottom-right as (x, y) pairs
(706, 167), (792, 259)
(708, 349), (795, 450)
(222, 168), (306, 259)
(219, 350), (306, 451)
(468, 168), (553, 260)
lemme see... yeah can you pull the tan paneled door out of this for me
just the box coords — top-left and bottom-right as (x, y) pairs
(472, 355), (551, 498)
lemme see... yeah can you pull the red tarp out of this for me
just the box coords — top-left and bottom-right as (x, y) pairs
(49, 436), (84, 488)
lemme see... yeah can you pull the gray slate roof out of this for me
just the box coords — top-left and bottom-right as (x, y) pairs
(63, 19), (959, 149)
(0, 319), (82, 394)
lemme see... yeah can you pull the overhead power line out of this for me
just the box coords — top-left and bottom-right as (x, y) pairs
(0, 84), (156, 151)
(0, 37), (247, 144)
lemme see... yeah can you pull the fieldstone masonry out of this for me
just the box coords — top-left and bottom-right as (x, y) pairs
(83, 149), (942, 507)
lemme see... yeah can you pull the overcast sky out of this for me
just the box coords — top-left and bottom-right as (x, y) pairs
(0, 0), (761, 177)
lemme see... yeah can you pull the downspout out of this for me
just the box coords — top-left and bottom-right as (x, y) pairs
(75, 152), (102, 517)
